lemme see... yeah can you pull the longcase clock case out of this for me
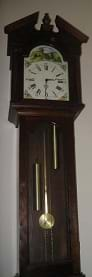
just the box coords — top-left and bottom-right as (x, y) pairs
(4, 12), (88, 277)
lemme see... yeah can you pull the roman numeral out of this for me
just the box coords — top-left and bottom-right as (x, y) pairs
(58, 80), (63, 83)
(44, 63), (48, 70)
(29, 69), (37, 75)
(26, 78), (35, 81)
(52, 91), (57, 97)
(56, 73), (63, 77)
(45, 91), (48, 98)
(36, 89), (41, 95)
(51, 66), (56, 72)
(30, 84), (36, 89)
(56, 85), (62, 91)
(36, 64), (41, 71)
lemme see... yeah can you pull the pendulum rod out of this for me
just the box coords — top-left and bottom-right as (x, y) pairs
(39, 130), (55, 230)
(52, 122), (58, 170)
(35, 162), (41, 211)
(44, 131), (48, 215)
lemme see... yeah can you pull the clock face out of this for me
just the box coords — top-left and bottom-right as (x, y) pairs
(24, 45), (69, 101)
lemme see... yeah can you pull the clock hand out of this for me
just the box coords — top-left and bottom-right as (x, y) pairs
(45, 78), (54, 82)
(39, 131), (55, 230)
(44, 79), (48, 98)
(45, 78), (64, 82)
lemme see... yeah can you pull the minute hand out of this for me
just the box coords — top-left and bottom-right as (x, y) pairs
(45, 78), (64, 82)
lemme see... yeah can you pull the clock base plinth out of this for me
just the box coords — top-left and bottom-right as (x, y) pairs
(14, 262), (85, 277)
(14, 272), (85, 277)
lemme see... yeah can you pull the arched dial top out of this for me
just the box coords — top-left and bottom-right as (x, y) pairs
(24, 45), (69, 101)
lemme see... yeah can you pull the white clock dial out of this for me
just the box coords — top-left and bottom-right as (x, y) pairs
(24, 46), (69, 101)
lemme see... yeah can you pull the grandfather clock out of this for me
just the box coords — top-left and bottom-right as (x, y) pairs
(5, 12), (88, 277)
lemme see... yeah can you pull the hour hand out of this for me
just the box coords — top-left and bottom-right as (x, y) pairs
(44, 80), (48, 98)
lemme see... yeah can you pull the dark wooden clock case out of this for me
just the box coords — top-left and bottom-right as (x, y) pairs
(5, 12), (88, 277)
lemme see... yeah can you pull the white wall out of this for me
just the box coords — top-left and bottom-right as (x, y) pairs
(0, 1), (92, 276)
